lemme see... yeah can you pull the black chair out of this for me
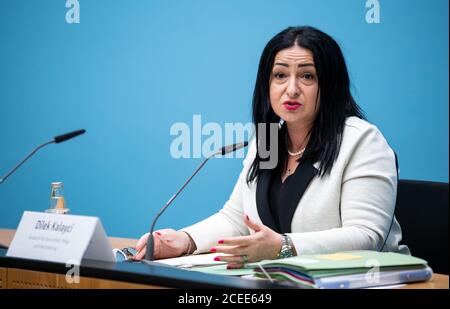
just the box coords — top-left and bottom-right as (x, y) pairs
(395, 179), (449, 274)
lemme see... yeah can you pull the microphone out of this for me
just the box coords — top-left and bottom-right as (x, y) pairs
(145, 141), (249, 261)
(54, 129), (86, 144)
(0, 129), (86, 185)
(212, 141), (249, 156)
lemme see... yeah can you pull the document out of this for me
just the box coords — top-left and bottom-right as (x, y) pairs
(157, 252), (229, 268)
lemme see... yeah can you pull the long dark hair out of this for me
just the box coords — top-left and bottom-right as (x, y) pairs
(247, 26), (365, 184)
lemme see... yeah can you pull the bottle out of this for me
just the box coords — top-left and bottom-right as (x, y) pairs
(46, 182), (70, 214)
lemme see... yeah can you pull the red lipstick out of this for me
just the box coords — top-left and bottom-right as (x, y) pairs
(283, 101), (302, 111)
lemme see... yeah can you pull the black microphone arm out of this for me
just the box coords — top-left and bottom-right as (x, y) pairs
(145, 141), (248, 261)
(0, 129), (86, 185)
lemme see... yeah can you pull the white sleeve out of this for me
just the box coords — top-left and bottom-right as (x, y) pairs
(288, 125), (398, 254)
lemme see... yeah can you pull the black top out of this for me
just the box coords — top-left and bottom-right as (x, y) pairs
(269, 168), (299, 234)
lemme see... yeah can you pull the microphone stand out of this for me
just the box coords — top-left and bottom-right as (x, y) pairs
(145, 141), (248, 261)
(0, 129), (86, 185)
(145, 156), (211, 261)
(0, 141), (54, 185)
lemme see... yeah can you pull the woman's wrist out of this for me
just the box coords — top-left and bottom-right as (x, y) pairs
(286, 234), (297, 256)
(180, 231), (196, 255)
(277, 234), (297, 258)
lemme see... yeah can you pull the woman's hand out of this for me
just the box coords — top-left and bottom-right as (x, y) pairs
(133, 229), (192, 260)
(211, 215), (283, 269)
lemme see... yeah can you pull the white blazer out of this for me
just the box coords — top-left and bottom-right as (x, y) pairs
(182, 117), (409, 255)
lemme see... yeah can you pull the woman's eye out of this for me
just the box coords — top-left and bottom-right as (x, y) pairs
(273, 72), (287, 79)
(302, 73), (314, 80)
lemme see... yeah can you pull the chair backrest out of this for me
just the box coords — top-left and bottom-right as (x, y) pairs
(395, 179), (449, 274)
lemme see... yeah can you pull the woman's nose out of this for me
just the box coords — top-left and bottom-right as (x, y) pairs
(286, 78), (300, 98)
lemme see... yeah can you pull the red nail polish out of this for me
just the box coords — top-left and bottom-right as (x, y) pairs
(210, 247), (216, 253)
(214, 257), (221, 261)
(218, 240), (224, 244)
(246, 215), (249, 220)
(155, 232), (161, 236)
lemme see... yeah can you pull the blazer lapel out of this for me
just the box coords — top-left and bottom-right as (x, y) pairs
(255, 169), (280, 232)
(279, 160), (318, 233)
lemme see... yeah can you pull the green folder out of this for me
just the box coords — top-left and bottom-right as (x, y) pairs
(251, 250), (428, 278)
(191, 250), (428, 279)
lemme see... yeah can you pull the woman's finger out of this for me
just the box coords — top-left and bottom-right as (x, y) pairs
(135, 233), (163, 260)
(244, 214), (263, 232)
(217, 235), (253, 246)
(136, 231), (161, 251)
(226, 262), (245, 269)
(211, 244), (246, 255)
(215, 255), (248, 264)
(134, 245), (147, 260)
(135, 232), (149, 251)
(135, 229), (175, 251)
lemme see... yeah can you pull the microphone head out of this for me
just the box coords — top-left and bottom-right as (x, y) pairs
(54, 129), (86, 144)
(216, 141), (249, 156)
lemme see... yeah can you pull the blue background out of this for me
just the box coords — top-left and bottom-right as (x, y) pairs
(1, 0), (448, 238)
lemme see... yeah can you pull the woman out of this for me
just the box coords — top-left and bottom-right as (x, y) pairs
(134, 26), (409, 268)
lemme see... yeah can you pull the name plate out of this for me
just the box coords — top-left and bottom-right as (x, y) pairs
(6, 211), (115, 264)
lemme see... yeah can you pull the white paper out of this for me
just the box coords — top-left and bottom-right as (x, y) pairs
(157, 252), (231, 268)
